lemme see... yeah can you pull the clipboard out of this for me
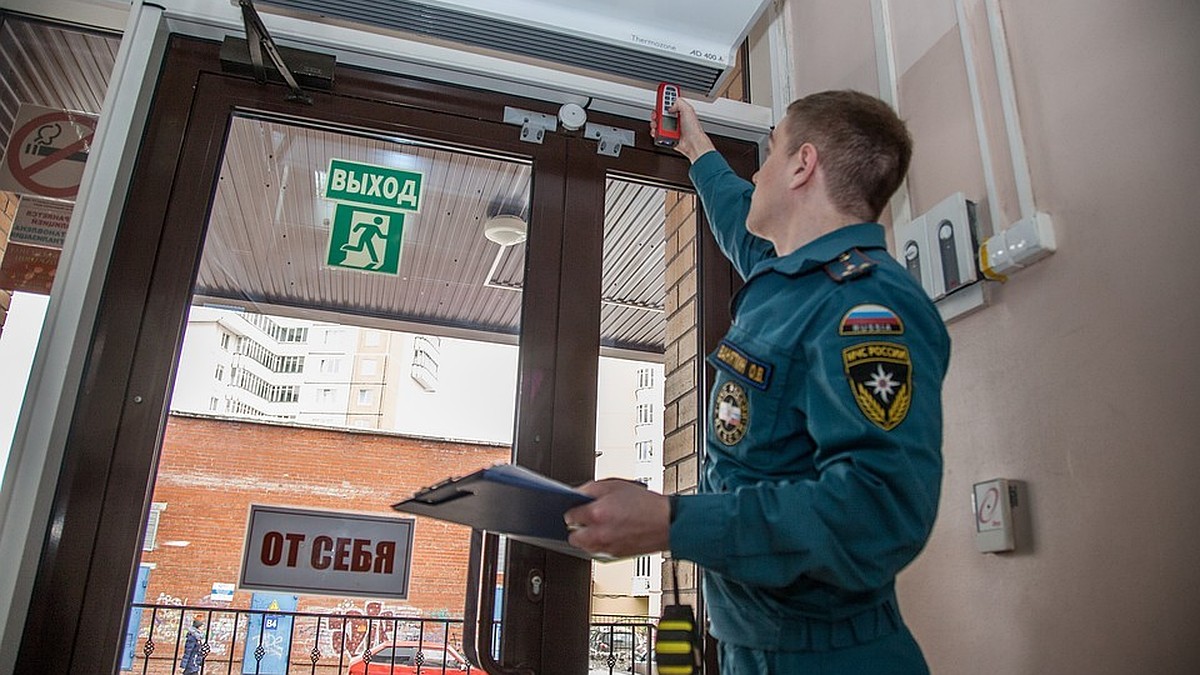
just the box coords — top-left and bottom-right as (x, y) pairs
(392, 464), (600, 559)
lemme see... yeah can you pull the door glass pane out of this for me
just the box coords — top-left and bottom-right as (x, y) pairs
(590, 177), (696, 673)
(127, 113), (529, 673)
(0, 17), (120, 486)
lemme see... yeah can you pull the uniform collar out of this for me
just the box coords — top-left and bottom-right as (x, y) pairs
(750, 222), (888, 278)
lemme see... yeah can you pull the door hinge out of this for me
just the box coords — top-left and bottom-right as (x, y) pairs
(584, 123), (635, 157)
(503, 107), (558, 144)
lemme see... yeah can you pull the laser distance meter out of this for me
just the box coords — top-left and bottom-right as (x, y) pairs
(652, 82), (682, 147)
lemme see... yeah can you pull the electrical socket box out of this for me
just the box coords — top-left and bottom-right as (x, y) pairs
(1005, 212), (1056, 266)
(893, 214), (936, 300)
(892, 193), (979, 300)
(923, 192), (979, 297)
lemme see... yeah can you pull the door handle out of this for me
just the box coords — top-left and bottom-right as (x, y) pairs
(464, 529), (534, 675)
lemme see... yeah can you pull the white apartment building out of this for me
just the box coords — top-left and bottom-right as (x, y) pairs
(171, 307), (436, 431)
(171, 307), (312, 420)
(593, 358), (666, 619)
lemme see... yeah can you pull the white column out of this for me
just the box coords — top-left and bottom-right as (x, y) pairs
(0, 3), (169, 671)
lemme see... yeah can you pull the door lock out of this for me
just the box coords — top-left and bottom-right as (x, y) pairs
(527, 569), (545, 602)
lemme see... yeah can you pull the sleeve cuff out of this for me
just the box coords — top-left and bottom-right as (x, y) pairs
(668, 493), (731, 570)
(687, 149), (725, 183)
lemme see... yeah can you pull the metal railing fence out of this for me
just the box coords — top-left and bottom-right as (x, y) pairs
(123, 604), (655, 675)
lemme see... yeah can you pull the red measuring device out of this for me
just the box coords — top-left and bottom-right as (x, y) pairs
(652, 82), (682, 147)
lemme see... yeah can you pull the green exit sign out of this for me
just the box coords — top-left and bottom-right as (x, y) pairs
(326, 204), (404, 275)
(324, 158), (423, 213)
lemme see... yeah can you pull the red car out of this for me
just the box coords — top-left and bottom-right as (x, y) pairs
(347, 640), (471, 674)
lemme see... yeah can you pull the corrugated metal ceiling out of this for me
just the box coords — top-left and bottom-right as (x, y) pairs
(0, 15), (670, 355)
(197, 116), (667, 354)
(0, 16), (118, 150)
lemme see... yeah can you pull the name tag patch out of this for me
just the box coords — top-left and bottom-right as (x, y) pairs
(839, 304), (904, 336)
(714, 339), (772, 390)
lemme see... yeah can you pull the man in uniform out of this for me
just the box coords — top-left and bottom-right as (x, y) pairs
(565, 90), (951, 674)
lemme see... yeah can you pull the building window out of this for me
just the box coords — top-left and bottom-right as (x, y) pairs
(635, 440), (654, 461)
(280, 355), (304, 373)
(635, 555), (652, 578)
(636, 367), (655, 390)
(236, 338), (305, 373)
(231, 369), (299, 403)
(143, 502), (166, 551)
(364, 330), (382, 347)
(245, 314), (308, 343)
(411, 335), (441, 392)
(220, 331), (231, 350)
(318, 388), (335, 404)
(636, 403), (653, 425)
(209, 397), (219, 411)
(320, 358), (341, 374)
(214, 364), (225, 381)
(361, 358), (379, 377)
(358, 388), (373, 405)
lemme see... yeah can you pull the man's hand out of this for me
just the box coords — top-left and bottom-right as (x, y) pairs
(650, 97), (716, 164)
(564, 479), (671, 558)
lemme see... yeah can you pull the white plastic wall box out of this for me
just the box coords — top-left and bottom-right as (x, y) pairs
(893, 214), (936, 300)
(973, 478), (1019, 553)
(922, 192), (979, 298)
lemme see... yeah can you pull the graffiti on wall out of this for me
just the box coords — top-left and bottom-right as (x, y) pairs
(127, 599), (466, 665)
(140, 607), (239, 658)
(305, 599), (451, 657)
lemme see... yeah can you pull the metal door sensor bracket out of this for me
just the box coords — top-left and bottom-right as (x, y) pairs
(584, 123), (635, 157)
(504, 107), (558, 144)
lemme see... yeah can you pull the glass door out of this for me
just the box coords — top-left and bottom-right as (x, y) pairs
(12, 36), (756, 674)
(11, 38), (593, 674)
(127, 111), (532, 674)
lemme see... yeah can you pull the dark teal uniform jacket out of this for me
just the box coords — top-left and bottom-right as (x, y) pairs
(669, 152), (951, 660)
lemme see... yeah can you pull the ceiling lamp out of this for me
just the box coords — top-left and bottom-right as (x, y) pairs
(483, 195), (528, 246)
(484, 214), (528, 246)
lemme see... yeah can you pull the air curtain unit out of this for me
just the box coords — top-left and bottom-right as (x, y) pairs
(255, 0), (772, 96)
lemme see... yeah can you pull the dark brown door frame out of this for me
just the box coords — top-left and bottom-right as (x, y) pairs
(14, 34), (756, 674)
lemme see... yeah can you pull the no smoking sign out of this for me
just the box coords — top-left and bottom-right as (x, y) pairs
(0, 104), (98, 200)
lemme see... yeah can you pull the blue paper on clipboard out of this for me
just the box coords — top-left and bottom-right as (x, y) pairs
(392, 464), (598, 559)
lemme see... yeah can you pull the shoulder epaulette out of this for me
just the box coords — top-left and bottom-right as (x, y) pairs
(824, 248), (876, 282)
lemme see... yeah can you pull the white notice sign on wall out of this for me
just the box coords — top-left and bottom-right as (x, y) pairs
(11, 197), (73, 249)
(239, 505), (414, 599)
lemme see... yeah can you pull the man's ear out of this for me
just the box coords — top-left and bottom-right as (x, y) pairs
(788, 143), (818, 189)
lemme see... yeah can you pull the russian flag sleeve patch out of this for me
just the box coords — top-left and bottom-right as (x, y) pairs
(839, 304), (905, 336)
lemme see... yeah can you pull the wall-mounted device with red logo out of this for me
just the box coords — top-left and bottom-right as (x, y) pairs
(973, 478), (1022, 553)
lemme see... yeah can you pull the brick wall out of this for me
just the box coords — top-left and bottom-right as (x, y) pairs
(660, 62), (750, 615)
(0, 191), (15, 335)
(144, 413), (509, 617)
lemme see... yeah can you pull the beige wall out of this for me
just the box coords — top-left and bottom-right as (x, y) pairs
(788, 0), (1200, 672)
